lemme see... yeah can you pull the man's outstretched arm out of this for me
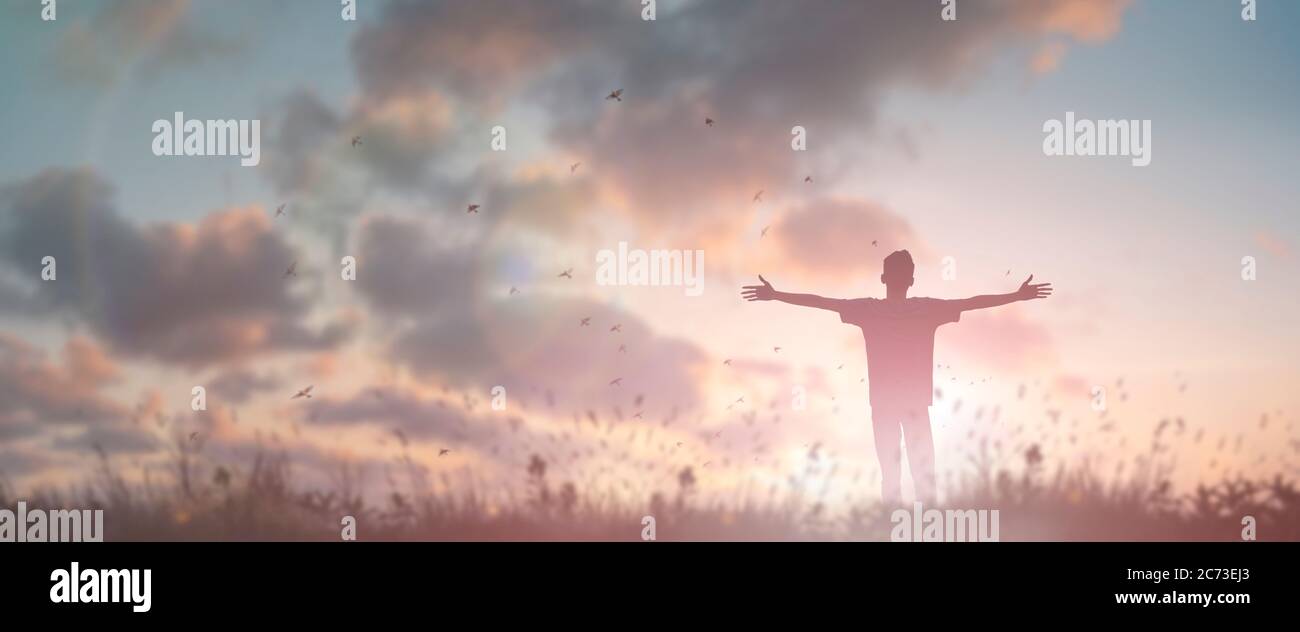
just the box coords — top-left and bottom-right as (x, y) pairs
(951, 275), (1053, 312)
(741, 275), (844, 311)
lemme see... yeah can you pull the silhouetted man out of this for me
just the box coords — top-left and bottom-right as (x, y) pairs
(742, 250), (1052, 504)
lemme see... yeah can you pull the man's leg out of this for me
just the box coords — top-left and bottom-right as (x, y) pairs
(900, 408), (936, 504)
(870, 410), (903, 504)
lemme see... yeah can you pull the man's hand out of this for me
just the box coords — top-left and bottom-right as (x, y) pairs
(741, 275), (776, 301)
(1015, 275), (1053, 301)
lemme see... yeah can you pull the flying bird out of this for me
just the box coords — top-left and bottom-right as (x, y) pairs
(558, 268), (573, 279)
(804, 175), (813, 183)
(871, 240), (878, 247)
(609, 378), (623, 387)
(189, 432), (200, 442)
(761, 226), (770, 238)
(753, 190), (764, 203)
(618, 344), (627, 353)
(570, 162), (581, 173)
(284, 261), (298, 278)
(723, 359), (732, 366)
(467, 204), (480, 214)
(439, 448), (450, 457)
(705, 117), (715, 127)
(509, 286), (520, 295)
(580, 317), (591, 327)
(275, 203), (286, 217)
(773, 346), (781, 353)
(605, 89), (623, 102)
(292, 386), (314, 400)
(609, 324), (622, 333)
(351, 136), (361, 147)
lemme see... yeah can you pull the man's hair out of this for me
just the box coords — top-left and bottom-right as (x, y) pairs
(883, 249), (914, 277)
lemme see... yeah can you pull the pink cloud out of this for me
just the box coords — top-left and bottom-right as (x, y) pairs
(772, 198), (929, 279)
(941, 305), (1057, 372)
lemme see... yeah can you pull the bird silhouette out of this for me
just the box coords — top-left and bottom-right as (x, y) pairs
(558, 268), (573, 279)
(284, 261), (297, 277)
(580, 317), (591, 326)
(753, 190), (764, 203)
(609, 324), (622, 333)
(570, 162), (581, 173)
(723, 359), (732, 366)
(351, 136), (361, 147)
(760, 225), (770, 238)
(439, 448), (450, 457)
(275, 203), (286, 217)
(606, 89), (623, 101)
(705, 117), (715, 127)
(804, 175), (813, 183)
(773, 346), (781, 353)
(509, 286), (520, 295)
(609, 378), (623, 386)
(467, 204), (480, 214)
(291, 386), (313, 400)
(618, 344), (627, 353)
(871, 240), (878, 247)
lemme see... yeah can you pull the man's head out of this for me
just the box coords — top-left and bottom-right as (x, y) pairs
(881, 249), (914, 294)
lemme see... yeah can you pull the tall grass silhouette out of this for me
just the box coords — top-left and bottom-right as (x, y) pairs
(4, 418), (1296, 541)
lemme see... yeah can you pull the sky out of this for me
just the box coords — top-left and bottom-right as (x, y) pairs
(1, 0), (1297, 507)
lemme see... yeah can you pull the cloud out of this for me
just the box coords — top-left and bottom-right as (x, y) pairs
(771, 198), (928, 279)
(0, 333), (158, 470)
(305, 388), (499, 446)
(355, 214), (708, 412)
(0, 168), (354, 366)
(1255, 231), (1292, 261)
(1022, 0), (1132, 43)
(50, 423), (159, 455)
(0, 334), (129, 428)
(208, 369), (283, 405)
(350, 0), (610, 104)
(941, 306), (1057, 372)
(266, 0), (1135, 247)
(0, 448), (52, 477)
(261, 90), (344, 196)
(1031, 41), (1069, 75)
(52, 0), (239, 89)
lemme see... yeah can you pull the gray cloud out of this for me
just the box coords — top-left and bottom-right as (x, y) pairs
(208, 368), (283, 405)
(0, 334), (129, 428)
(354, 215), (707, 413)
(343, 0), (1131, 234)
(0, 168), (354, 366)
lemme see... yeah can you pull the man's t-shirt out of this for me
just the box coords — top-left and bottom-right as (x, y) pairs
(836, 297), (961, 410)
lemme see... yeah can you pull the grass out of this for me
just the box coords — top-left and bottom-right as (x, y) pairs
(4, 432), (1297, 541)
